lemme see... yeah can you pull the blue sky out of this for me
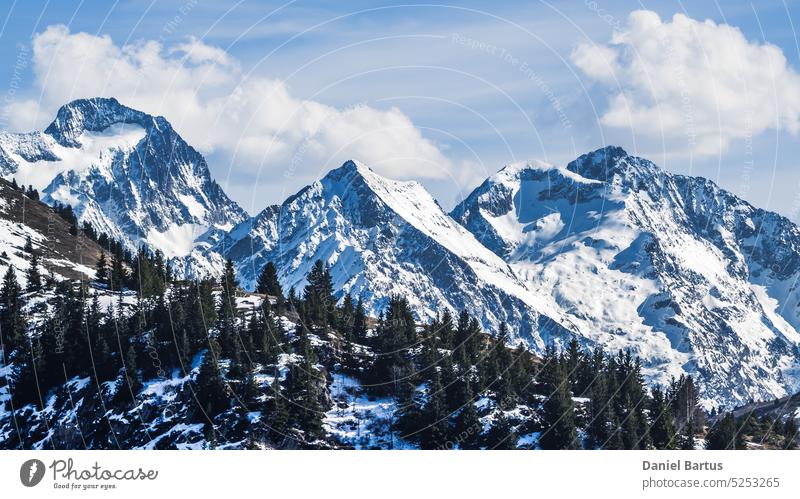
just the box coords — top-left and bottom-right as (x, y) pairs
(1, 0), (799, 218)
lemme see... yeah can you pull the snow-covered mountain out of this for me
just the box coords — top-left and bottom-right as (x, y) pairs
(451, 146), (800, 408)
(2, 96), (798, 409)
(216, 160), (575, 345)
(0, 98), (246, 265)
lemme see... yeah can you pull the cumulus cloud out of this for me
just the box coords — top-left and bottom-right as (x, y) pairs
(5, 25), (453, 202)
(571, 10), (800, 155)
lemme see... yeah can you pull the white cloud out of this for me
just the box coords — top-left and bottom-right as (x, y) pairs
(5, 25), (453, 203)
(571, 10), (800, 155)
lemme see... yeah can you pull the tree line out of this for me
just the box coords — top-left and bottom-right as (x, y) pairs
(1, 250), (797, 449)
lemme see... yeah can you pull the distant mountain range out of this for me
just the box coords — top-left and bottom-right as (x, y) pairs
(2, 97), (800, 408)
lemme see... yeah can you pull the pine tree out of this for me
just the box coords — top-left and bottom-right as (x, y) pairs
(680, 417), (696, 450)
(179, 329), (192, 370)
(287, 339), (325, 441)
(783, 416), (798, 449)
(454, 400), (482, 449)
(219, 259), (238, 318)
(0, 266), (26, 351)
(584, 348), (612, 448)
(109, 250), (127, 291)
(371, 295), (415, 395)
(453, 309), (472, 366)
(26, 252), (42, 293)
(539, 346), (579, 449)
(268, 364), (290, 437)
(302, 259), (336, 328)
(649, 386), (677, 449)
(484, 413), (518, 450)
(670, 374), (702, 429)
(256, 261), (284, 311)
(352, 298), (368, 343)
(420, 370), (450, 449)
(195, 340), (229, 417)
(564, 338), (582, 392)
(706, 413), (740, 450)
(339, 293), (355, 342)
(237, 355), (258, 407)
(121, 343), (142, 403)
(95, 252), (108, 284)
(217, 259), (240, 357)
(437, 309), (455, 350)
(612, 351), (650, 449)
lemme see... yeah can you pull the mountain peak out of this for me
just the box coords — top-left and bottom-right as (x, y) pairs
(323, 159), (426, 199)
(326, 159), (372, 180)
(44, 97), (156, 147)
(490, 160), (576, 187)
(494, 159), (555, 178)
(565, 145), (632, 180)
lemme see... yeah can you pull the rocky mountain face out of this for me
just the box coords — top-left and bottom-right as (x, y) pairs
(451, 146), (800, 408)
(0, 98), (246, 264)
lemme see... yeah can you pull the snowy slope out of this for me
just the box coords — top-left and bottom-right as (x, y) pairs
(452, 146), (800, 409)
(0, 178), (102, 283)
(0, 98), (246, 265)
(217, 160), (575, 345)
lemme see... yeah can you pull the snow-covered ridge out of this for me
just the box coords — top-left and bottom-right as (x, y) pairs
(216, 159), (574, 345)
(452, 146), (800, 408)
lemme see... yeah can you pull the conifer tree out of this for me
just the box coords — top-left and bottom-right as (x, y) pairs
(268, 364), (290, 437)
(236, 354), (258, 407)
(195, 339), (229, 417)
(649, 386), (676, 449)
(219, 259), (238, 318)
(371, 295), (415, 394)
(585, 348), (612, 448)
(484, 413), (518, 450)
(339, 293), (355, 342)
(451, 367), (480, 444)
(189, 279), (218, 346)
(437, 309), (455, 350)
(109, 250), (127, 291)
(0, 266), (26, 351)
(782, 417), (798, 449)
(121, 343), (142, 402)
(256, 261), (284, 311)
(670, 374), (702, 429)
(352, 298), (368, 343)
(565, 338), (582, 391)
(95, 252), (108, 284)
(420, 370), (450, 449)
(26, 252), (42, 293)
(539, 346), (579, 449)
(289, 345), (325, 440)
(705, 413), (740, 450)
(179, 329), (192, 370)
(453, 309), (472, 366)
(302, 259), (336, 328)
(680, 417), (696, 450)
(217, 260), (240, 358)
(454, 400), (482, 449)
